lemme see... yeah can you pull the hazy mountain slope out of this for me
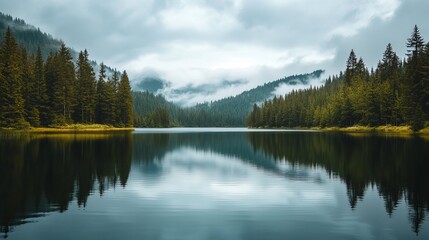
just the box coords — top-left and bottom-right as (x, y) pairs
(0, 12), (62, 59)
(0, 12), (116, 75)
(175, 70), (325, 126)
(132, 70), (325, 127)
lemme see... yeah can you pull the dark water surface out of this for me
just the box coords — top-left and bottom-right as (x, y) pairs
(1, 128), (429, 239)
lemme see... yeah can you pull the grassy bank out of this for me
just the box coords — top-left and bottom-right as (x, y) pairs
(1, 124), (134, 133)
(311, 125), (429, 135)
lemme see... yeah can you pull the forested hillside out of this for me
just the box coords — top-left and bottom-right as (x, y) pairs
(0, 28), (133, 128)
(176, 70), (324, 127)
(0, 12), (116, 76)
(247, 25), (429, 131)
(132, 91), (177, 127)
(132, 70), (324, 127)
(0, 12), (62, 59)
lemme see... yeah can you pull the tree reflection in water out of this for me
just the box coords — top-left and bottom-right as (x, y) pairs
(247, 132), (429, 234)
(0, 133), (132, 238)
(1, 131), (428, 238)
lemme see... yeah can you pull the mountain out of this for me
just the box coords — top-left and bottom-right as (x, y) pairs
(0, 12), (62, 59)
(0, 12), (116, 75)
(132, 70), (325, 127)
(132, 91), (178, 127)
(175, 70), (325, 126)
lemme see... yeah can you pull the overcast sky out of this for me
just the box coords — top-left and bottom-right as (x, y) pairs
(1, 0), (428, 105)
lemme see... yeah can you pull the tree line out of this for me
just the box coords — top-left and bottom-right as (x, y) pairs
(0, 28), (133, 128)
(0, 12), (63, 59)
(247, 25), (429, 131)
(132, 71), (324, 127)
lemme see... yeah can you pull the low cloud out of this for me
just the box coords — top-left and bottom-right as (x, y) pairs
(273, 77), (326, 98)
(2, 0), (427, 105)
(161, 79), (248, 106)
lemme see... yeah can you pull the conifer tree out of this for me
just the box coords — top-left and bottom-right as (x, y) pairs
(21, 48), (40, 126)
(404, 25), (425, 130)
(95, 63), (116, 125)
(45, 43), (76, 125)
(0, 28), (28, 128)
(247, 25), (428, 131)
(117, 71), (133, 127)
(407, 25), (425, 58)
(0, 28), (133, 128)
(35, 47), (48, 126)
(345, 50), (357, 85)
(75, 50), (96, 123)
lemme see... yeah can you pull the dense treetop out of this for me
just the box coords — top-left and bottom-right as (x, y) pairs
(132, 70), (324, 127)
(0, 28), (133, 128)
(247, 25), (429, 131)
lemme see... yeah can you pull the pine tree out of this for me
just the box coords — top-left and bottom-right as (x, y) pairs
(45, 43), (76, 125)
(379, 43), (400, 82)
(117, 71), (133, 127)
(406, 25), (425, 58)
(421, 43), (429, 116)
(95, 63), (116, 125)
(35, 47), (48, 126)
(75, 50), (96, 123)
(21, 48), (40, 126)
(345, 50), (357, 85)
(0, 28), (28, 128)
(404, 25), (425, 130)
(355, 58), (368, 81)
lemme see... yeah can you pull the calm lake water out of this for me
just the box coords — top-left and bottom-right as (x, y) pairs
(1, 128), (429, 240)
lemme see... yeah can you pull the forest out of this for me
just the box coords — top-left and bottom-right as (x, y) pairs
(132, 71), (324, 127)
(0, 28), (133, 129)
(247, 25), (429, 131)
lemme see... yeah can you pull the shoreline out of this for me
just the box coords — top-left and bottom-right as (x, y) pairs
(311, 125), (429, 135)
(249, 125), (429, 135)
(3, 124), (429, 135)
(1, 124), (134, 134)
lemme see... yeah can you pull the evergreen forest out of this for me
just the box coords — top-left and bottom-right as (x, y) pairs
(247, 25), (429, 131)
(0, 28), (133, 128)
(132, 71), (324, 127)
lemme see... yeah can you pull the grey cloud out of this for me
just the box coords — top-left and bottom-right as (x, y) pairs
(170, 79), (247, 96)
(1, 0), (427, 105)
(323, 0), (429, 74)
(135, 77), (167, 93)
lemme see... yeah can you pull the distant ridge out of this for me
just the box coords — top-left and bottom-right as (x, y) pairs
(177, 69), (325, 126)
(0, 12), (117, 74)
(0, 12), (63, 59)
(132, 70), (325, 127)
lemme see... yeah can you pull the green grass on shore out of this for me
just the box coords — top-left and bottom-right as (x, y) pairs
(1, 124), (134, 133)
(311, 125), (429, 135)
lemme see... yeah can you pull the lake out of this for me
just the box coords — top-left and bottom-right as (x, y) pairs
(1, 128), (429, 239)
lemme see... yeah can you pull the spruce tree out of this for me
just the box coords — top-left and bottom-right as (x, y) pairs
(45, 43), (76, 125)
(75, 50), (96, 123)
(0, 28), (28, 128)
(117, 71), (133, 127)
(345, 50), (357, 85)
(421, 42), (429, 116)
(406, 25), (425, 58)
(95, 63), (116, 125)
(35, 47), (48, 126)
(21, 48), (40, 126)
(404, 25), (425, 130)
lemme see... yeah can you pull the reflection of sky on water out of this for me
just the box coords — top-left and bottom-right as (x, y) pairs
(5, 131), (429, 240)
(128, 147), (336, 209)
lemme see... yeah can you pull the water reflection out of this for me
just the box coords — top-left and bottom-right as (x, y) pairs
(132, 132), (323, 183)
(132, 132), (429, 234)
(247, 132), (429, 234)
(1, 130), (429, 239)
(0, 133), (132, 238)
